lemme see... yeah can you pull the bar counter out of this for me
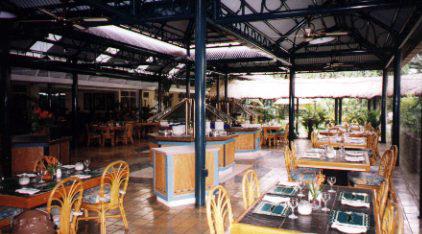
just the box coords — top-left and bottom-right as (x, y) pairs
(12, 135), (71, 175)
(148, 133), (237, 172)
(152, 145), (219, 207)
(226, 127), (261, 152)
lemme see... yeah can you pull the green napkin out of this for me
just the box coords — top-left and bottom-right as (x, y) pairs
(341, 192), (369, 203)
(254, 202), (288, 217)
(273, 186), (297, 196)
(334, 211), (368, 227)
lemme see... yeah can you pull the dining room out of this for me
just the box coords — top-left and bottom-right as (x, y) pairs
(0, 0), (421, 234)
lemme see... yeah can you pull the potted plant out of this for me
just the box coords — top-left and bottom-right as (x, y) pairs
(301, 106), (328, 139)
(366, 110), (380, 129)
(31, 107), (54, 136)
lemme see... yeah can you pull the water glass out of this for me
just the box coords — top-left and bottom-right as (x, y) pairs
(297, 181), (305, 197)
(84, 159), (91, 172)
(321, 192), (330, 212)
(328, 176), (336, 193)
(288, 197), (298, 219)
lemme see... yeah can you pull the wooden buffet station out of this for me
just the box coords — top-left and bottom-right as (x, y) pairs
(149, 133), (237, 172)
(11, 135), (71, 175)
(151, 145), (219, 207)
(227, 127), (261, 152)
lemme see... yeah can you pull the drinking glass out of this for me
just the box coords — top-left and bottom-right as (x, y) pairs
(84, 159), (91, 172)
(297, 181), (305, 197)
(288, 197), (298, 219)
(328, 176), (336, 193)
(0, 176), (4, 190)
(321, 192), (330, 212)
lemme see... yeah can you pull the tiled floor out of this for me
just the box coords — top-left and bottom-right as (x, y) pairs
(71, 139), (420, 233)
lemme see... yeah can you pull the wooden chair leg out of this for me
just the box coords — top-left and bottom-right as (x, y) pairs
(100, 210), (106, 234)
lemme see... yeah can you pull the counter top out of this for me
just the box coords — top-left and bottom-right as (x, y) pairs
(149, 133), (237, 142)
(152, 145), (220, 155)
(12, 135), (71, 145)
(227, 127), (261, 132)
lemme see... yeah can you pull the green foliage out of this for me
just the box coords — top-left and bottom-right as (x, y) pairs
(301, 105), (328, 138)
(343, 99), (367, 125)
(401, 96), (421, 136)
(366, 110), (380, 128)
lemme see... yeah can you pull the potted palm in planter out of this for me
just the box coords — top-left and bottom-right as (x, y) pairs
(301, 106), (328, 139)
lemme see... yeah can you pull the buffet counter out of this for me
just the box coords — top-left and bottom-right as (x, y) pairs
(152, 145), (219, 207)
(11, 135), (71, 175)
(227, 127), (261, 152)
(148, 134), (237, 171)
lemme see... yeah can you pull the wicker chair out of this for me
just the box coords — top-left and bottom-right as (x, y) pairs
(80, 161), (130, 234)
(116, 123), (134, 145)
(86, 124), (101, 147)
(100, 125), (115, 146)
(206, 185), (233, 234)
(47, 177), (84, 234)
(241, 169), (260, 209)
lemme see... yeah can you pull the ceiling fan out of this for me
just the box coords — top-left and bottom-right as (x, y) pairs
(17, 5), (109, 30)
(323, 60), (354, 69)
(296, 25), (349, 45)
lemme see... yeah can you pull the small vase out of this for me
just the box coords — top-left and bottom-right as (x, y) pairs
(308, 191), (321, 210)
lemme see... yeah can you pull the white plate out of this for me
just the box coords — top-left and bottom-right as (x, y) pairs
(332, 224), (367, 234)
(61, 165), (76, 169)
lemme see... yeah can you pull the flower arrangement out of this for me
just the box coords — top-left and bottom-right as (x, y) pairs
(43, 156), (59, 181)
(31, 107), (54, 134)
(308, 173), (326, 201)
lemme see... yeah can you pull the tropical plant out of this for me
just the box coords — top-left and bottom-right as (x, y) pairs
(301, 105), (328, 139)
(343, 99), (367, 124)
(401, 96), (421, 136)
(366, 110), (380, 129)
(31, 107), (54, 133)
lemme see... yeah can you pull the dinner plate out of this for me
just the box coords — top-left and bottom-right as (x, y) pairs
(333, 225), (367, 234)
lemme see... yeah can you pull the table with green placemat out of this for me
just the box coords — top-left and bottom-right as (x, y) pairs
(237, 184), (379, 233)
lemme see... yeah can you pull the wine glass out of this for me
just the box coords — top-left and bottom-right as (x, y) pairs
(288, 197), (298, 219)
(83, 159), (91, 172)
(328, 176), (336, 193)
(297, 181), (305, 197)
(0, 176), (4, 190)
(321, 192), (331, 212)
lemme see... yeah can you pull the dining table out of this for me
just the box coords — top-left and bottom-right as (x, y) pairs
(314, 135), (368, 150)
(296, 148), (371, 172)
(236, 183), (379, 234)
(261, 125), (284, 146)
(0, 167), (102, 209)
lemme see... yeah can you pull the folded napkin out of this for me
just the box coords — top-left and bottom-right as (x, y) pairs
(346, 151), (365, 157)
(262, 195), (290, 204)
(271, 185), (298, 196)
(73, 174), (91, 179)
(15, 188), (40, 195)
(303, 153), (321, 159)
(340, 192), (370, 208)
(253, 201), (289, 217)
(346, 138), (365, 144)
(331, 210), (369, 234)
(17, 173), (36, 177)
(61, 165), (75, 169)
(345, 155), (365, 162)
(278, 181), (300, 187)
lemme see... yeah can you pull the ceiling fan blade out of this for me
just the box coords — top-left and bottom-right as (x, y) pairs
(324, 32), (349, 36)
(72, 24), (86, 30)
(81, 17), (109, 22)
(38, 8), (59, 19)
(18, 19), (57, 23)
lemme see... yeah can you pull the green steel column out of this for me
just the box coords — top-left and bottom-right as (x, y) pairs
(338, 98), (343, 124)
(380, 70), (388, 143)
(288, 63), (295, 143)
(0, 25), (12, 177)
(194, 0), (207, 206)
(392, 50), (401, 165)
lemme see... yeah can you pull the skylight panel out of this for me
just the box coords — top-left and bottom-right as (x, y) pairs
(168, 63), (185, 76)
(146, 56), (154, 63)
(95, 47), (120, 63)
(30, 41), (54, 53)
(47, 33), (62, 41)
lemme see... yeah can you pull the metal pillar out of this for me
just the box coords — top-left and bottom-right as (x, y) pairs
(0, 27), (12, 177)
(216, 76), (220, 109)
(392, 50), (401, 165)
(295, 98), (299, 136)
(338, 98), (343, 124)
(139, 90), (143, 121)
(71, 59), (79, 149)
(334, 98), (339, 125)
(194, 0), (207, 207)
(288, 64), (295, 143)
(224, 73), (229, 114)
(372, 97), (377, 110)
(157, 80), (163, 112)
(186, 48), (191, 99)
(380, 70), (388, 143)
(367, 99), (371, 112)
(47, 83), (53, 110)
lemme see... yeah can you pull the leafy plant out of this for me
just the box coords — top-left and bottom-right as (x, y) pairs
(301, 105), (328, 139)
(366, 110), (380, 129)
(401, 96), (421, 136)
(343, 99), (367, 125)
